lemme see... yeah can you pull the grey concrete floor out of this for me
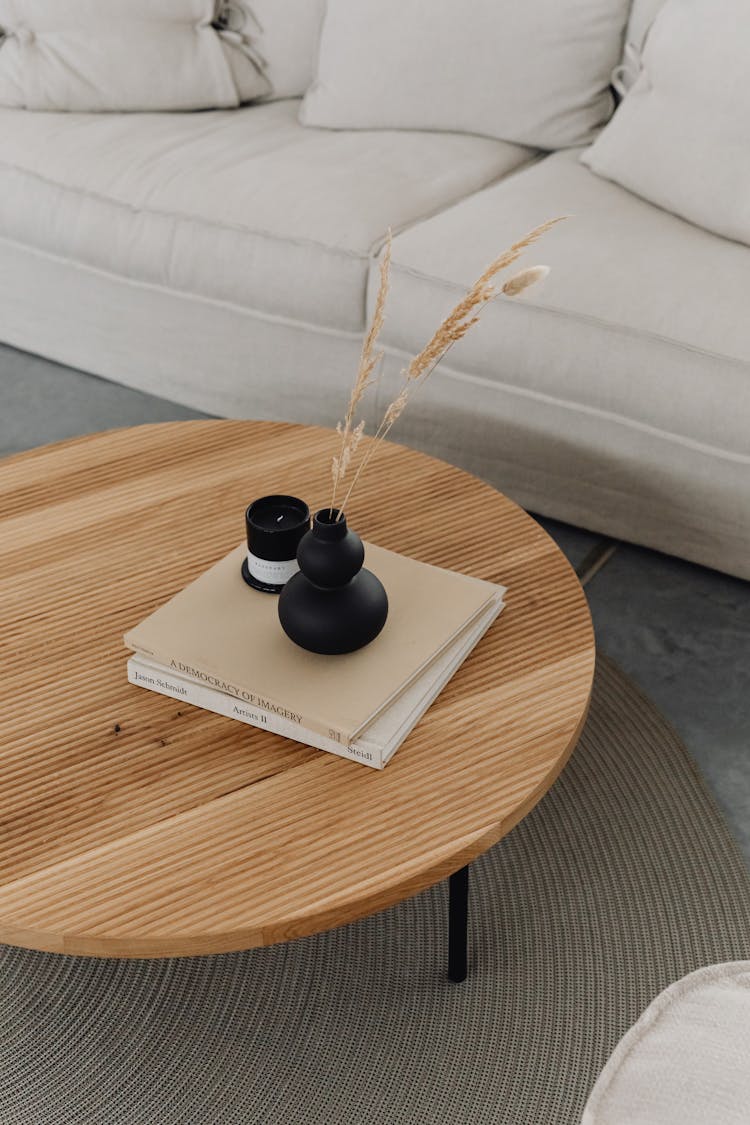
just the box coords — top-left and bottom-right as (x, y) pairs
(2, 342), (749, 865)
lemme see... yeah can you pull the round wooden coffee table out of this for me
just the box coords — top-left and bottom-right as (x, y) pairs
(0, 421), (594, 977)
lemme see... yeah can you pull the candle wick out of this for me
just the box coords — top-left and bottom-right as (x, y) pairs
(276, 515), (284, 523)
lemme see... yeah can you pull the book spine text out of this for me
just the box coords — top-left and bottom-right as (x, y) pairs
(127, 659), (383, 768)
(126, 646), (350, 745)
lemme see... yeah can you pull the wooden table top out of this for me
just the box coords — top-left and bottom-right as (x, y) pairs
(0, 421), (594, 958)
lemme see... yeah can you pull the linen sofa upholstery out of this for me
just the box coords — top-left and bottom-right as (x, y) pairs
(369, 151), (750, 578)
(0, 99), (531, 421)
(0, 6), (748, 581)
(0, 100), (532, 333)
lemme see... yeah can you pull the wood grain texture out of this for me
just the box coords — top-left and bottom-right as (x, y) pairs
(0, 421), (594, 958)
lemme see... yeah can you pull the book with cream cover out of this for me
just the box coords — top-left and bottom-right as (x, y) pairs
(125, 542), (506, 759)
(126, 584), (502, 768)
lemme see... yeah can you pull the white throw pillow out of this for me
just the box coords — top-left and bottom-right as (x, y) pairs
(582, 0), (750, 247)
(0, 0), (268, 111)
(300, 0), (631, 150)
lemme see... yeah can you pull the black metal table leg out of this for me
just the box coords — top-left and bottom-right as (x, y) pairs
(448, 864), (470, 982)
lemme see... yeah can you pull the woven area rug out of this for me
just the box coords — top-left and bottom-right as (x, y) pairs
(2, 656), (749, 1125)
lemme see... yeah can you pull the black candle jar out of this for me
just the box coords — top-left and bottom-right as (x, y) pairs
(241, 494), (310, 594)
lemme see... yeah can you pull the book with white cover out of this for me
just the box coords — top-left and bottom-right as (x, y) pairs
(125, 543), (506, 748)
(128, 587), (503, 768)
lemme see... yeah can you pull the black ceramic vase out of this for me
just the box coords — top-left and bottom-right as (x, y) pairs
(278, 509), (388, 655)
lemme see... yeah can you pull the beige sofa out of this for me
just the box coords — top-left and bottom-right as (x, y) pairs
(0, 0), (747, 578)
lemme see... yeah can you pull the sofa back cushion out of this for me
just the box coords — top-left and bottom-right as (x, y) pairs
(300, 0), (632, 150)
(613, 0), (668, 95)
(251, 0), (326, 100)
(0, 0), (269, 111)
(625, 0), (669, 50)
(582, 0), (750, 247)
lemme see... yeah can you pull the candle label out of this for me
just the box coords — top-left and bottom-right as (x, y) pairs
(247, 551), (299, 586)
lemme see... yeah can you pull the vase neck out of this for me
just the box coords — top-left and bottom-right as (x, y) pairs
(313, 509), (348, 541)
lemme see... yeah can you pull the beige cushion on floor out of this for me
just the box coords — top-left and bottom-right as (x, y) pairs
(0, 0), (268, 111)
(0, 99), (532, 332)
(582, 0), (750, 247)
(583, 963), (750, 1124)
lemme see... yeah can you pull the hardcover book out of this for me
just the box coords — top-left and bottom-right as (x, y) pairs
(127, 585), (502, 768)
(125, 543), (506, 766)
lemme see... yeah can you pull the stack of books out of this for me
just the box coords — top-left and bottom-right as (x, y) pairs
(125, 543), (505, 768)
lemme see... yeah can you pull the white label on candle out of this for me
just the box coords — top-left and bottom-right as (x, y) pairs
(247, 551), (299, 586)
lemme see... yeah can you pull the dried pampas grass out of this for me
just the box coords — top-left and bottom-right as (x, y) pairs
(329, 233), (391, 515)
(330, 217), (564, 517)
(502, 264), (551, 297)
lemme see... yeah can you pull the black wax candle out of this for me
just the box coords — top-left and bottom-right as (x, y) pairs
(241, 494), (310, 594)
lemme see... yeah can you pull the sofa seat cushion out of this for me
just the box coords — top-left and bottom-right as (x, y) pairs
(375, 149), (750, 459)
(0, 99), (533, 332)
(583, 963), (750, 1124)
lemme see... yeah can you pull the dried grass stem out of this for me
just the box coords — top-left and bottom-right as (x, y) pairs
(328, 233), (392, 514)
(335, 217), (564, 517)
